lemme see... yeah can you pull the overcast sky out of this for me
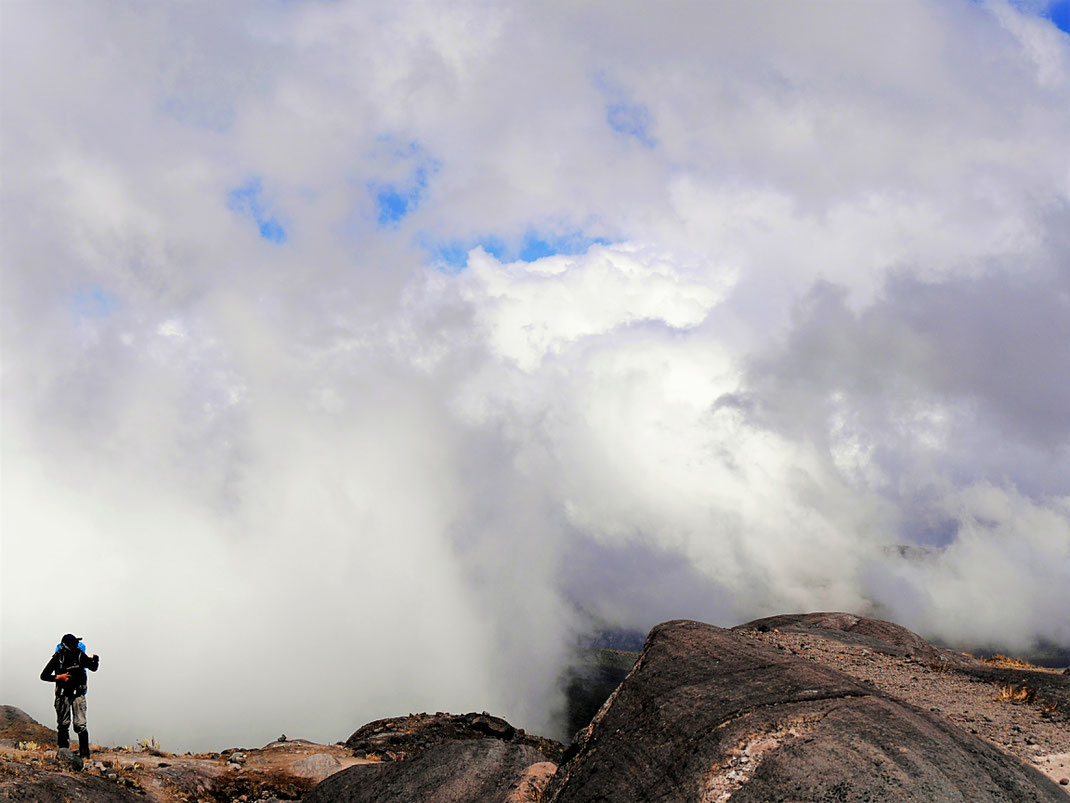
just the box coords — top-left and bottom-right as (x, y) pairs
(3, 0), (1070, 750)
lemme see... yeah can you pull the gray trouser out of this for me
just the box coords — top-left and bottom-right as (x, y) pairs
(56, 694), (88, 734)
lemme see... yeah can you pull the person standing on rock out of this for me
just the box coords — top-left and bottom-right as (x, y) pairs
(40, 633), (100, 759)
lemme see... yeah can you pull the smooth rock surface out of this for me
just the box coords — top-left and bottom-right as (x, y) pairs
(306, 740), (553, 803)
(545, 619), (1066, 802)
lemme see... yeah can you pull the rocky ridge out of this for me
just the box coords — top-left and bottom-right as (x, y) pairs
(3, 612), (1068, 801)
(734, 612), (1070, 788)
(544, 618), (1068, 801)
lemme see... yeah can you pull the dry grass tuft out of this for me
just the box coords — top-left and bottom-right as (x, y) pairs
(995, 685), (1036, 704)
(1039, 701), (1061, 717)
(982, 654), (1045, 671)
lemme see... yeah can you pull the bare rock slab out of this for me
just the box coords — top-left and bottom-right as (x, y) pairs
(305, 740), (553, 803)
(545, 619), (1067, 803)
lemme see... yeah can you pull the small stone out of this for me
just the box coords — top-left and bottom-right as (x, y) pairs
(57, 748), (84, 772)
(1060, 777), (1069, 785)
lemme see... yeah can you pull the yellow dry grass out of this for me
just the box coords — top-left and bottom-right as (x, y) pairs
(981, 654), (1059, 673)
(994, 685), (1036, 704)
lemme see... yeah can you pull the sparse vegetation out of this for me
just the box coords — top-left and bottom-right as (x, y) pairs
(1038, 701), (1061, 718)
(136, 735), (165, 756)
(14, 741), (39, 751)
(995, 685), (1036, 704)
(982, 654), (1057, 672)
(926, 657), (952, 674)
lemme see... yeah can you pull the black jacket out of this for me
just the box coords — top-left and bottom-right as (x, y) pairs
(41, 647), (99, 697)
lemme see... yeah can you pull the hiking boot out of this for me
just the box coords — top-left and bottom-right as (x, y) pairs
(78, 731), (90, 759)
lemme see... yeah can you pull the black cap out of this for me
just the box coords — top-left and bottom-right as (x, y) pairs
(61, 634), (80, 647)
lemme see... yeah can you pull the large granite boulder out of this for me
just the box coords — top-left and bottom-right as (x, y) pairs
(305, 739), (553, 803)
(544, 619), (1066, 802)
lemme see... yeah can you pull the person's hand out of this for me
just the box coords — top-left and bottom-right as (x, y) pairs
(55, 673), (70, 682)
(92, 655), (99, 661)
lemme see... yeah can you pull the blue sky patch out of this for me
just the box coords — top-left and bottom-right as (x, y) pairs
(425, 236), (506, 270)
(607, 101), (656, 147)
(226, 178), (288, 244)
(594, 71), (657, 148)
(370, 141), (439, 227)
(518, 231), (610, 261)
(423, 230), (609, 270)
(1047, 0), (1070, 33)
(1000, 0), (1070, 33)
(376, 187), (411, 225)
(71, 284), (121, 319)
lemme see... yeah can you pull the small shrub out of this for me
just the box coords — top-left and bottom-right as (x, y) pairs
(995, 685), (1036, 704)
(136, 736), (165, 756)
(983, 654), (1045, 671)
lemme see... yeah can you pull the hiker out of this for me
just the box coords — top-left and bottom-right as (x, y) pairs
(40, 633), (100, 758)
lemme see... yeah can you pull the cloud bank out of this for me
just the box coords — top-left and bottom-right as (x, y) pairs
(2, 0), (1069, 749)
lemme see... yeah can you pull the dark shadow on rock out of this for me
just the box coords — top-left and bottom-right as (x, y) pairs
(306, 740), (552, 803)
(561, 648), (638, 739)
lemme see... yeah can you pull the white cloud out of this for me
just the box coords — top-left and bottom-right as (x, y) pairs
(3, 0), (1070, 750)
(460, 243), (731, 369)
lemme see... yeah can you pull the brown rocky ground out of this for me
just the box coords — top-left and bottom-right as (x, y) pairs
(4, 612), (1068, 800)
(733, 613), (1070, 791)
(546, 618), (1069, 802)
(0, 727), (370, 802)
(0, 706), (57, 746)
